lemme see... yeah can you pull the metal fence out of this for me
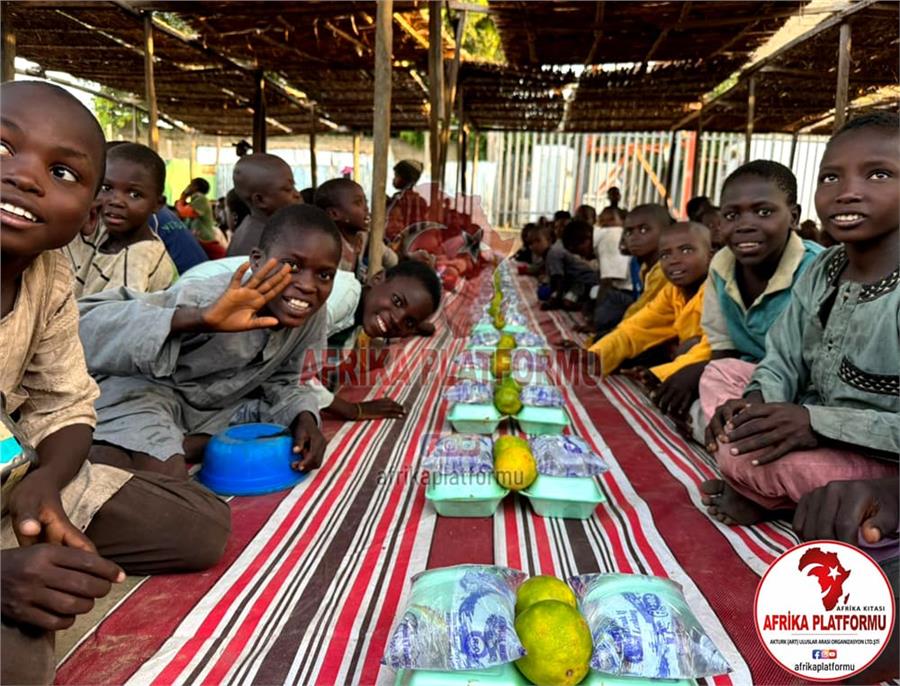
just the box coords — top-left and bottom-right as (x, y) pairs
(483, 130), (830, 228)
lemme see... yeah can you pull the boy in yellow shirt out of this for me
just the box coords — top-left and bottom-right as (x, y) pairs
(620, 204), (672, 319)
(589, 222), (712, 381)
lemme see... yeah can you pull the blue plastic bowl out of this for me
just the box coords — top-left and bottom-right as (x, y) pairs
(198, 423), (307, 496)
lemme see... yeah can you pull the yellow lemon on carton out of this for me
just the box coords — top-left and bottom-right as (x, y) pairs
(494, 444), (537, 491)
(514, 600), (592, 686)
(497, 334), (517, 350)
(492, 350), (512, 378)
(493, 435), (529, 458)
(515, 576), (578, 616)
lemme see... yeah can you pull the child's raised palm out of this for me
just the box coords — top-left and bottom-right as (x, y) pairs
(202, 260), (292, 332)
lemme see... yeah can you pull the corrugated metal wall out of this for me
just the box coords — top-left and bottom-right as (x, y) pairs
(484, 130), (829, 227)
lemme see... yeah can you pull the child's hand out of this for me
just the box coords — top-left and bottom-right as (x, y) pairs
(201, 260), (291, 332)
(652, 362), (706, 418)
(7, 469), (96, 551)
(291, 411), (326, 472)
(620, 366), (659, 391)
(793, 477), (899, 545)
(724, 402), (817, 465)
(673, 336), (702, 357)
(357, 398), (407, 420)
(1, 545), (124, 631)
(705, 392), (761, 452)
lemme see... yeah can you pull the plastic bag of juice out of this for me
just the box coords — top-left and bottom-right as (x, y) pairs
(520, 385), (565, 408)
(422, 434), (494, 475)
(383, 564), (527, 671)
(470, 330), (501, 347)
(530, 435), (608, 477)
(514, 331), (546, 348)
(568, 573), (732, 679)
(444, 381), (493, 405)
(453, 351), (489, 372)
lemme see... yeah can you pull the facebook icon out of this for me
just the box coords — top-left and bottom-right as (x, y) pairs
(812, 650), (823, 659)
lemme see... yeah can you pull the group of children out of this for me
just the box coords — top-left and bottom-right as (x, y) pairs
(517, 114), (898, 618)
(0, 81), (445, 683)
(1, 79), (896, 683)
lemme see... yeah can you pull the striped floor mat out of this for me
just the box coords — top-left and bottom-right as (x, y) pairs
(56, 274), (803, 686)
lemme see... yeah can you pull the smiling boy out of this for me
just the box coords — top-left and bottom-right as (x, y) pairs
(650, 162), (823, 424)
(80, 205), (341, 479)
(701, 113), (899, 528)
(63, 142), (176, 297)
(0, 81), (229, 685)
(589, 221), (712, 380)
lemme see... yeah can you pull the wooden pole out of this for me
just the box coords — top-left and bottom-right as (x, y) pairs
(691, 109), (703, 196)
(428, 0), (443, 208)
(2, 17), (16, 83)
(745, 75), (756, 163)
(664, 130), (677, 199)
(458, 89), (466, 210)
(834, 22), (852, 132)
(189, 133), (196, 180)
(368, 0), (393, 277)
(471, 129), (479, 217)
(440, 10), (467, 188)
(309, 106), (318, 189)
(252, 69), (267, 154)
(142, 12), (159, 151)
(788, 131), (799, 168)
(352, 131), (361, 180)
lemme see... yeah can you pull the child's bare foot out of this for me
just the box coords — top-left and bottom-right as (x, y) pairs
(700, 479), (769, 526)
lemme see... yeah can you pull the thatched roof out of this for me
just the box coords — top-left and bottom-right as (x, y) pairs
(698, 1), (899, 133)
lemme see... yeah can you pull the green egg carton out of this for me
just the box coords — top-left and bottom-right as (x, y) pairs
(425, 472), (509, 518)
(515, 406), (570, 435)
(455, 366), (493, 383)
(448, 403), (505, 434)
(521, 474), (605, 519)
(502, 324), (530, 335)
(394, 661), (528, 685)
(394, 664), (696, 686)
(471, 322), (499, 335)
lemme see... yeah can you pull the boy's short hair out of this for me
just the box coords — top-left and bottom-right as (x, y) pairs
(662, 221), (711, 250)
(385, 259), (442, 311)
(300, 187), (315, 205)
(259, 204), (341, 255)
(575, 204), (597, 224)
(628, 203), (674, 227)
(721, 160), (798, 206)
(553, 210), (572, 222)
(685, 196), (712, 222)
(192, 177), (210, 194)
(394, 159), (423, 185)
(521, 222), (537, 238)
(561, 219), (594, 252)
(830, 111), (900, 143)
(599, 206), (627, 224)
(107, 142), (166, 196)
(314, 178), (362, 210)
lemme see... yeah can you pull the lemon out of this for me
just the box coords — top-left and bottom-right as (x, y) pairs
(494, 444), (537, 491)
(492, 313), (506, 330)
(497, 334), (517, 350)
(493, 435), (529, 457)
(514, 600), (592, 686)
(492, 350), (512, 378)
(494, 385), (523, 416)
(515, 576), (578, 616)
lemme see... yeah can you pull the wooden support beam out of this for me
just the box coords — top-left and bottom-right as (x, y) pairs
(788, 131), (799, 167)
(440, 9), (466, 187)
(833, 22), (852, 132)
(2, 16), (15, 83)
(352, 132), (361, 181)
(457, 88), (466, 206)
(309, 106), (318, 189)
(664, 130), (677, 199)
(691, 110), (703, 197)
(252, 69), (267, 154)
(428, 0), (443, 205)
(745, 75), (756, 163)
(642, 2), (690, 72)
(393, 11), (429, 49)
(583, 2), (605, 65)
(471, 129), (479, 216)
(324, 19), (371, 56)
(368, 0), (393, 277)
(141, 12), (159, 151)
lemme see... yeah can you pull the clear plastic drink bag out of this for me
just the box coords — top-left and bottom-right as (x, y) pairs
(470, 330), (501, 347)
(422, 435), (494, 475)
(520, 385), (565, 408)
(530, 435), (608, 477)
(383, 564), (527, 671)
(568, 573), (732, 680)
(444, 381), (493, 405)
